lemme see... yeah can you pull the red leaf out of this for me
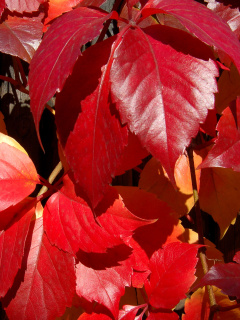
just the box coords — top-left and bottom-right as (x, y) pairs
(0, 15), (43, 63)
(147, 311), (179, 320)
(3, 217), (75, 320)
(78, 313), (112, 320)
(0, 203), (35, 297)
(200, 99), (240, 170)
(145, 242), (200, 309)
(110, 25), (218, 182)
(195, 262), (240, 298)
(76, 245), (133, 319)
(0, 0), (5, 17)
(44, 177), (152, 255)
(118, 304), (147, 320)
(233, 251), (240, 263)
(5, 0), (41, 13)
(142, 0), (240, 72)
(29, 7), (113, 141)
(0, 141), (40, 212)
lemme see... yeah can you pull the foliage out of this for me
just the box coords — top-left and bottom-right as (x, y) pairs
(0, 0), (240, 319)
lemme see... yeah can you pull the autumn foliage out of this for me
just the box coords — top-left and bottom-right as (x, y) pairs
(1, 0), (240, 319)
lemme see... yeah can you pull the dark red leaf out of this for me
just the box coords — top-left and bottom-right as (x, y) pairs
(0, 141), (40, 212)
(5, 0), (41, 13)
(195, 262), (240, 298)
(4, 217), (75, 320)
(76, 245), (133, 319)
(145, 242), (200, 309)
(141, 0), (240, 72)
(44, 177), (152, 255)
(78, 313), (112, 320)
(0, 0), (5, 17)
(29, 7), (114, 141)
(147, 311), (179, 320)
(233, 251), (240, 263)
(200, 98), (240, 170)
(110, 25), (218, 182)
(0, 16), (43, 63)
(0, 203), (35, 297)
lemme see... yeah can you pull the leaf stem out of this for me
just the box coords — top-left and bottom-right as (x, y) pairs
(37, 161), (63, 196)
(187, 147), (217, 310)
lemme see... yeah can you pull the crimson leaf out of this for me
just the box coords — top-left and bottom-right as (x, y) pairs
(110, 25), (218, 182)
(3, 217), (76, 320)
(5, 0), (41, 13)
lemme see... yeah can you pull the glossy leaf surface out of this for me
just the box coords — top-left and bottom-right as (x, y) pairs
(142, 0), (240, 72)
(145, 242), (200, 309)
(0, 16), (43, 63)
(4, 218), (76, 320)
(110, 24), (218, 182)
(29, 7), (111, 138)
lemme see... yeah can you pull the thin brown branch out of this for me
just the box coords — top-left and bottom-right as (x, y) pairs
(37, 161), (63, 196)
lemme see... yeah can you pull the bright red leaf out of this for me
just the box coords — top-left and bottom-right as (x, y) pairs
(234, 250), (240, 263)
(5, 0), (41, 13)
(200, 99), (240, 170)
(147, 312), (179, 320)
(145, 242), (200, 309)
(29, 7), (114, 141)
(0, 140), (40, 212)
(110, 24), (218, 182)
(3, 217), (76, 320)
(0, 15), (43, 63)
(0, 203), (35, 298)
(0, 0), (5, 16)
(76, 244), (133, 319)
(142, 0), (240, 73)
(78, 313), (111, 320)
(195, 262), (240, 298)
(44, 177), (152, 255)
(118, 304), (147, 320)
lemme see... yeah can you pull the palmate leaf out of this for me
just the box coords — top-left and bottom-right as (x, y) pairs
(110, 24), (218, 183)
(145, 242), (200, 309)
(0, 15), (43, 63)
(0, 134), (40, 212)
(5, 0), (41, 13)
(142, 0), (240, 73)
(3, 217), (76, 320)
(0, 202), (35, 298)
(29, 7), (115, 141)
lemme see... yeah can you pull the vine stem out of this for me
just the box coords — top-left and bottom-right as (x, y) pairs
(187, 147), (217, 313)
(37, 161), (63, 196)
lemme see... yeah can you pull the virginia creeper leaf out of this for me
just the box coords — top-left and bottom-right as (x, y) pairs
(183, 286), (240, 320)
(0, 203), (35, 297)
(0, 16), (43, 63)
(233, 250), (240, 263)
(142, 0), (240, 72)
(116, 186), (180, 258)
(76, 244), (133, 319)
(4, 217), (76, 320)
(44, 177), (152, 255)
(110, 25), (218, 182)
(200, 100), (240, 170)
(5, 0), (41, 13)
(29, 7), (114, 140)
(145, 242), (200, 309)
(0, 139), (40, 212)
(118, 304), (147, 320)
(78, 313), (111, 320)
(196, 262), (240, 298)
(0, 0), (5, 17)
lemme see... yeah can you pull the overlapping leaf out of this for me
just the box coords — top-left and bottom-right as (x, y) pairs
(142, 0), (240, 72)
(0, 202), (35, 298)
(44, 177), (152, 255)
(0, 16), (43, 63)
(110, 24), (218, 182)
(145, 242), (200, 309)
(3, 217), (76, 320)
(183, 287), (240, 320)
(200, 99), (240, 170)
(76, 244), (133, 319)
(29, 7), (114, 139)
(147, 312), (179, 320)
(196, 262), (240, 298)
(0, 0), (5, 17)
(118, 304), (147, 319)
(5, 0), (41, 13)
(0, 134), (40, 212)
